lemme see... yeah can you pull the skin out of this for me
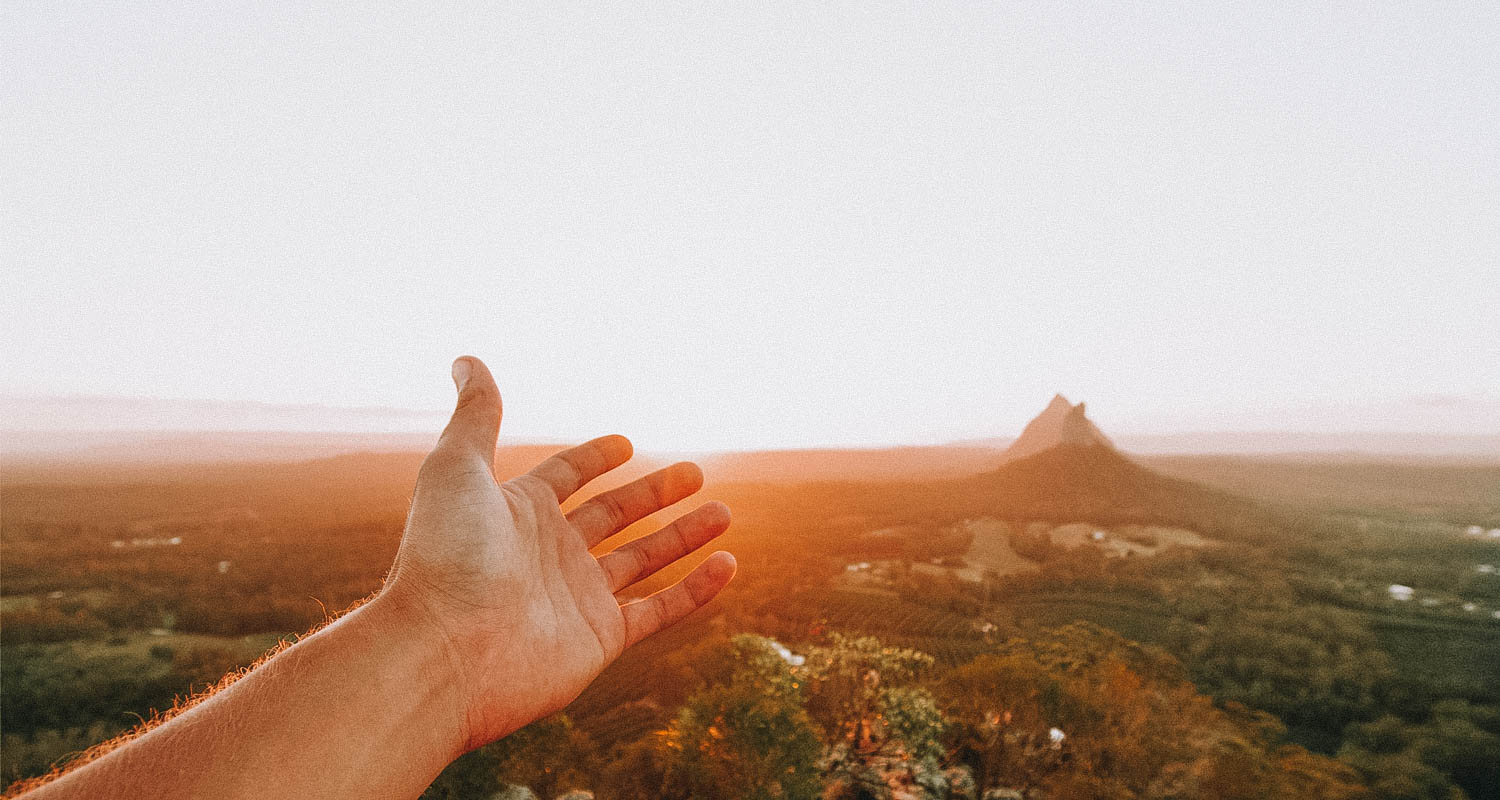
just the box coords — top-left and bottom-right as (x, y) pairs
(16, 356), (736, 799)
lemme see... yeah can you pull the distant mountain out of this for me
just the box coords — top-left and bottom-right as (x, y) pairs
(1002, 394), (1115, 462)
(958, 397), (1260, 529)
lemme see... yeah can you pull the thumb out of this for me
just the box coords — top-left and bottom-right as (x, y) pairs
(436, 355), (502, 465)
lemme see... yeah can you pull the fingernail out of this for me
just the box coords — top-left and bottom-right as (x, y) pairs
(451, 358), (472, 392)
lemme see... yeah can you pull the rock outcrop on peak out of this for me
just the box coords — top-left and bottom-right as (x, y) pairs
(1001, 394), (1114, 462)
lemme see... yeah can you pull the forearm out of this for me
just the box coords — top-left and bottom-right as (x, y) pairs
(15, 356), (735, 799)
(22, 594), (467, 800)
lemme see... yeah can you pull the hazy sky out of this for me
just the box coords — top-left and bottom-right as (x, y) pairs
(4, 3), (1498, 450)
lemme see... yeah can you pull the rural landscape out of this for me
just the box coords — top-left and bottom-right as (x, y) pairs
(7, 2), (1496, 798)
(3, 398), (1497, 800)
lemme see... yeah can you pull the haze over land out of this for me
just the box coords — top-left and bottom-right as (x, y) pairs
(3, 392), (1498, 466)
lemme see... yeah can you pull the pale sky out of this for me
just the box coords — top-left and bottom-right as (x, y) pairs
(3, 3), (1498, 451)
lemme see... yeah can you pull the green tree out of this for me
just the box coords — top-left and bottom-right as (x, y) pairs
(800, 632), (936, 749)
(1340, 702), (1500, 800)
(421, 714), (595, 799)
(939, 623), (1372, 799)
(660, 635), (823, 800)
(598, 736), (671, 800)
(879, 686), (946, 762)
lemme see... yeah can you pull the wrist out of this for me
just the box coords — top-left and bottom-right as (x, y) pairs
(358, 588), (474, 761)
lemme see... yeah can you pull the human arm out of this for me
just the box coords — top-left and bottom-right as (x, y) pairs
(17, 356), (736, 799)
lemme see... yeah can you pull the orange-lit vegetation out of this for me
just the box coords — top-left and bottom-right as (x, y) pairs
(3, 440), (1498, 799)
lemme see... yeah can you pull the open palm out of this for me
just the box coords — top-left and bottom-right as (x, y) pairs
(385, 356), (735, 749)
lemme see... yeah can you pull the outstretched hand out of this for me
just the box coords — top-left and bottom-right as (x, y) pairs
(13, 354), (733, 800)
(381, 356), (736, 750)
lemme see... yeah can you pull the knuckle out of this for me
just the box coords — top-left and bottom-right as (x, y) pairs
(647, 472), (670, 507)
(649, 593), (671, 627)
(454, 383), (500, 414)
(418, 447), (469, 481)
(629, 545), (651, 584)
(601, 491), (629, 528)
(540, 455), (584, 497)
(686, 570), (714, 606)
(671, 520), (693, 554)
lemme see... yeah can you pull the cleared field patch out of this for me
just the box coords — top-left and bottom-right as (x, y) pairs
(959, 518), (1040, 576)
(1048, 522), (1208, 557)
(0, 596), (40, 613)
(1, 588), (117, 614)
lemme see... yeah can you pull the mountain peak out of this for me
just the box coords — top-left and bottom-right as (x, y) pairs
(1003, 395), (1115, 461)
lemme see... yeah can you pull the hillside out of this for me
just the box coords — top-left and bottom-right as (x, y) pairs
(953, 443), (1262, 530)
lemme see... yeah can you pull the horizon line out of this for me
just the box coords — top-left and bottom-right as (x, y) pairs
(3, 427), (1498, 462)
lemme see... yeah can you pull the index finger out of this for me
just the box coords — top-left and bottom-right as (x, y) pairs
(526, 434), (634, 502)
